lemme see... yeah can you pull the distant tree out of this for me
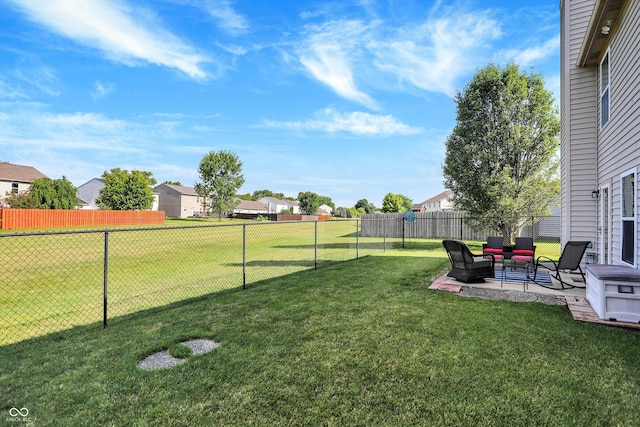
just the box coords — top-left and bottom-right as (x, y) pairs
(297, 191), (321, 215)
(163, 180), (182, 186)
(3, 191), (36, 208)
(96, 168), (157, 210)
(237, 192), (253, 200)
(398, 194), (413, 212)
(381, 193), (412, 213)
(443, 62), (560, 242)
(3, 177), (78, 209)
(195, 150), (245, 220)
(38, 177), (78, 209)
(252, 189), (285, 200)
(355, 198), (376, 214)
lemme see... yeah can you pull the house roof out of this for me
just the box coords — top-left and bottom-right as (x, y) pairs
(0, 162), (48, 183)
(155, 183), (198, 196)
(423, 190), (453, 203)
(235, 199), (268, 210)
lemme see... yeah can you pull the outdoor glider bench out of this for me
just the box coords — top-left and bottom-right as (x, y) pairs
(442, 239), (495, 283)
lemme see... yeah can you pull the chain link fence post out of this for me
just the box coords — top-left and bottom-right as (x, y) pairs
(356, 219), (360, 260)
(243, 224), (247, 289)
(103, 231), (109, 328)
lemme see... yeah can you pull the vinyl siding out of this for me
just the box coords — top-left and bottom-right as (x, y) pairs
(595, 0), (640, 265)
(561, 0), (599, 246)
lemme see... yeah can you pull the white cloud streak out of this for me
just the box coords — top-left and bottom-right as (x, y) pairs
(296, 9), (503, 105)
(7, 0), (212, 80)
(298, 20), (378, 110)
(201, 0), (249, 36)
(264, 108), (423, 136)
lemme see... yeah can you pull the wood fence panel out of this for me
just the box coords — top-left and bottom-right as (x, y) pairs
(0, 209), (165, 230)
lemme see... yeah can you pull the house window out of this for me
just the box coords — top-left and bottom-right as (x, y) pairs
(11, 182), (19, 194)
(620, 168), (636, 266)
(600, 50), (610, 128)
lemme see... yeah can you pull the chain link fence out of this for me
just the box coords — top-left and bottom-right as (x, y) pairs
(1, 220), (405, 345)
(1, 215), (560, 346)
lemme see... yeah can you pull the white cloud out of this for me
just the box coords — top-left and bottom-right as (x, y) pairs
(264, 108), (423, 136)
(7, 0), (212, 80)
(499, 36), (560, 68)
(369, 11), (502, 97)
(91, 81), (115, 100)
(201, 0), (249, 36)
(298, 20), (378, 110)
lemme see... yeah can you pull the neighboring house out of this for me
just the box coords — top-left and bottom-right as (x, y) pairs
(411, 203), (426, 213)
(422, 190), (454, 212)
(233, 199), (268, 214)
(318, 204), (333, 215)
(76, 178), (105, 210)
(154, 184), (201, 218)
(0, 162), (48, 198)
(561, 0), (638, 267)
(258, 197), (300, 214)
(78, 178), (159, 211)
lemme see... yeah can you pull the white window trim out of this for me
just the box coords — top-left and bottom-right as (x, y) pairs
(600, 49), (610, 128)
(620, 167), (637, 267)
(599, 183), (612, 265)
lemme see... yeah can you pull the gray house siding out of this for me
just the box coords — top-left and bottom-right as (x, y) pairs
(594, 0), (640, 266)
(564, 0), (640, 267)
(561, 0), (599, 246)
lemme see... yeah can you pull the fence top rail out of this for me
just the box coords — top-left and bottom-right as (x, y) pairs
(0, 219), (360, 238)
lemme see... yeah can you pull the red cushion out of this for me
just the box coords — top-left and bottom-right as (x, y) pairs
(513, 249), (534, 255)
(512, 255), (532, 262)
(484, 248), (503, 254)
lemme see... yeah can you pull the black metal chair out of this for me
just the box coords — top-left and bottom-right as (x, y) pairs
(533, 241), (591, 289)
(482, 236), (504, 260)
(442, 239), (495, 283)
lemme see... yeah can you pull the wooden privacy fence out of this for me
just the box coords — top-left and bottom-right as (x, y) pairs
(360, 211), (561, 241)
(0, 208), (165, 230)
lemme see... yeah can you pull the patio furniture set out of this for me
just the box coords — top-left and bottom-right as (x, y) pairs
(442, 238), (591, 291)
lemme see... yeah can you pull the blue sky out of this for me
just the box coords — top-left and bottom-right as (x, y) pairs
(0, 0), (560, 208)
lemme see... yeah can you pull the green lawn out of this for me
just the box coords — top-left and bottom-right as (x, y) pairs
(0, 220), (394, 345)
(1, 242), (639, 426)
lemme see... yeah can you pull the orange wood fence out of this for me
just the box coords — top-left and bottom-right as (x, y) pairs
(0, 209), (165, 230)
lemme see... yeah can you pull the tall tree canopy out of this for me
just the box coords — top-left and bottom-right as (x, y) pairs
(381, 193), (412, 213)
(442, 62), (560, 242)
(355, 199), (376, 214)
(4, 176), (78, 209)
(195, 150), (245, 220)
(297, 191), (321, 215)
(252, 189), (285, 201)
(30, 177), (79, 209)
(96, 168), (156, 210)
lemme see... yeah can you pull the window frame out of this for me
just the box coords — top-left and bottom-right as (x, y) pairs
(600, 49), (610, 128)
(620, 168), (637, 267)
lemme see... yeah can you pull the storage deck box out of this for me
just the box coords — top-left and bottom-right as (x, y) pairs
(586, 264), (640, 323)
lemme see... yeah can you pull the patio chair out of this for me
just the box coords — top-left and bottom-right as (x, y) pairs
(482, 236), (504, 260)
(442, 239), (495, 283)
(533, 241), (591, 289)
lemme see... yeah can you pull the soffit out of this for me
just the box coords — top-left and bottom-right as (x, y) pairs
(577, 0), (627, 67)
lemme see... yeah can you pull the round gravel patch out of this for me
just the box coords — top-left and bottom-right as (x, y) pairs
(137, 338), (218, 371)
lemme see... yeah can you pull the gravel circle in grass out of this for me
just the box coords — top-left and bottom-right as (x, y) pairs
(138, 339), (218, 371)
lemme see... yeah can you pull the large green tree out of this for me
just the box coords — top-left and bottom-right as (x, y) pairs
(30, 177), (79, 209)
(442, 62), (560, 243)
(96, 168), (157, 210)
(381, 193), (412, 213)
(297, 191), (321, 215)
(355, 199), (376, 214)
(195, 150), (245, 220)
(4, 177), (79, 209)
